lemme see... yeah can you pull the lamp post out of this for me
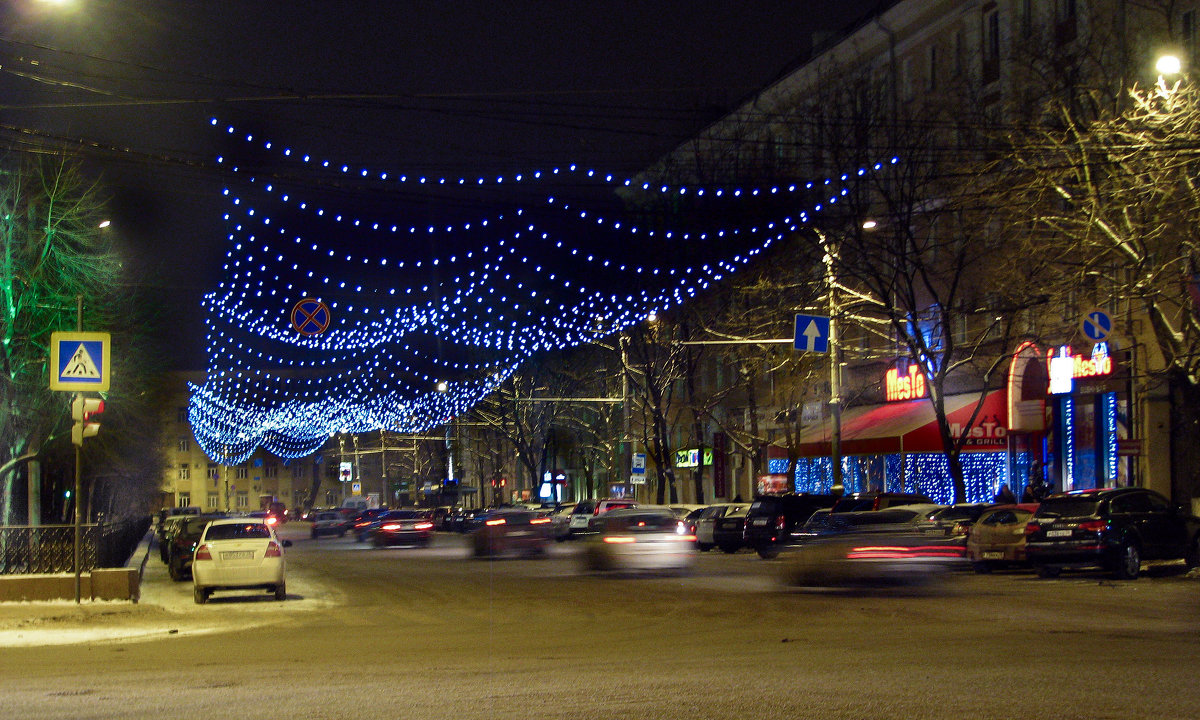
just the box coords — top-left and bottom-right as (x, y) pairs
(819, 232), (845, 497)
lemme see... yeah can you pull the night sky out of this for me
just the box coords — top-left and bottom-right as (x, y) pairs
(1, 1), (876, 368)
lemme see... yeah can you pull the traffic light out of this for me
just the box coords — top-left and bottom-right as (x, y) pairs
(71, 396), (104, 446)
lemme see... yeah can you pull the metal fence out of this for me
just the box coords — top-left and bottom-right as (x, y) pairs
(0, 517), (150, 574)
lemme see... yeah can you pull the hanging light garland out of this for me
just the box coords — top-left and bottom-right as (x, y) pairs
(190, 120), (895, 463)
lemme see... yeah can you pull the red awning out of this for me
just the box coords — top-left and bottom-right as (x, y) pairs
(791, 390), (1008, 457)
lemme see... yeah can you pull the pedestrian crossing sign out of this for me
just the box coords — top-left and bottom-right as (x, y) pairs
(50, 332), (111, 392)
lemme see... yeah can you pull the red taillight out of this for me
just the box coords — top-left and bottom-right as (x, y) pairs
(485, 518), (507, 526)
(1078, 519), (1108, 533)
(266, 516), (279, 526)
(194, 544), (212, 561)
(414, 522), (434, 530)
(265, 541), (282, 558)
(1024, 522), (1039, 537)
(529, 517), (551, 525)
(381, 523), (401, 531)
(775, 514), (786, 531)
(603, 536), (636, 544)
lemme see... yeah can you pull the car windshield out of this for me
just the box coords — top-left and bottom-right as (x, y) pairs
(205, 523), (272, 541)
(933, 506), (983, 522)
(1036, 497), (1102, 518)
(831, 498), (875, 513)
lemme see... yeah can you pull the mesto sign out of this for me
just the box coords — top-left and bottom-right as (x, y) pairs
(885, 364), (928, 402)
(1048, 343), (1114, 395)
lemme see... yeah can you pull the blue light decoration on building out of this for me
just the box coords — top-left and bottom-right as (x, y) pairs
(1062, 396), (1075, 490)
(776, 452), (1004, 504)
(1102, 391), (1118, 484)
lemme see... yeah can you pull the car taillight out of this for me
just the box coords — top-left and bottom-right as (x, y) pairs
(485, 518), (507, 526)
(265, 541), (282, 558)
(1024, 522), (1039, 537)
(194, 544), (212, 561)
(414, 522), (434, 530)
(381, 523), (401, 531)
(530, 517), (551, 525)
(775, 514), (786, 531)
(266, 516), (278, 526)
(1078, 519), (1108, 533)
(603, 536), (636, 544)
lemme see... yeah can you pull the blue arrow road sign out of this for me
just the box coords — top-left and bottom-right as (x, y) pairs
(1081, 309), (1112, 342)
(793, 313), (831, 353)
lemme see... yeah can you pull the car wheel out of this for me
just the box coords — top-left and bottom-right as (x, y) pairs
(372, 535), (385, 548)
(193, 585), (208, 604)
(168, 560), (182, 582)
(1112, 542), (1141, 580)
(1036, 565), (1061, 579)
(274, 583), (286, 601)
(972, 561), (992, 574)
(719, 545), (739, 554)
(1185, 535), (1200, 569)
(756, 545), (779, 560)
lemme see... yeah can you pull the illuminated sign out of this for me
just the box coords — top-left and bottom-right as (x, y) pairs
(885, 364), (927, 402)
(1048, 343), (1113, 395)
(674, 448), (714, 468)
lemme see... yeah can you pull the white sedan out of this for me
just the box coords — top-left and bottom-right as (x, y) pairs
(192, 518), (290, 604)
(580, 507), (696, 574)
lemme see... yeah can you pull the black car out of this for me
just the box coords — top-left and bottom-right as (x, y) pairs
(743, 493), (836, 558)
(829, 492), (934, 513)
(711, 507), (750, 553)
(166, 513), (226, 581)
(1024, 487), (1200, 579)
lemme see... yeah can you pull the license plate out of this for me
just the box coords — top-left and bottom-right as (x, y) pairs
(752, 518), (769, 526)
(983, 551), (1003, 560)
(1046, 529), (1072, 538)
(221, 550), (254, 560)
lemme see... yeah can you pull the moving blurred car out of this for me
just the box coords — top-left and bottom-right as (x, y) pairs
(548, 503), (579, 541)
(350, 508), (396, 542)
(694, 503), (749, 551)
(830, 492), (935, 513)
(471, 509), (552, 558)
(371, 509), (435, 547)
(966, 503), (1039, 572)
(580, 507), (696, 574)
(744, 493), (836, 558)
(192, 518), (291, 604)
(712, 506), (751, 553)
(1025, 487), (1200, 580)
(166, 513), (226, 581)
(567, 498), (637, 537)
(778, 508), (965, 588)
(310, 510), (347, 539)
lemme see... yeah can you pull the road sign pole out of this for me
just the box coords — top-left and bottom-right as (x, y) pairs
(824, 236), (844, 497)
(73, 295), (82, 604)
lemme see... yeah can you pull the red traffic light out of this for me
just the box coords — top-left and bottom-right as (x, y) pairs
(71, 396), (104, 421)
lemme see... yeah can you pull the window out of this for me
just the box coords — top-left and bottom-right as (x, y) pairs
(207, 493), (220, 509)
(178, 464), (190, 480)
(177, 493), (190, 507)
(265, 463), (279, 479)
(292, 463), (305, 480)
(982, 9), (1000, 83)
(177, 437), (190, 452)
(1185, 10), (1196, 59)
(208, 463), (219, 480)
(235, 466), (248, 480)
(235, 492), (249, 508)
(927, 45), (938, 92)
(176, 407), (188, 423)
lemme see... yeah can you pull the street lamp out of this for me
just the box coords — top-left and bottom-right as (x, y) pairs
(1156, 54), (1181, 77)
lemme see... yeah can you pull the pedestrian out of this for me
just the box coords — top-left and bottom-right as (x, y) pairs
(995, 483), (1017, 504)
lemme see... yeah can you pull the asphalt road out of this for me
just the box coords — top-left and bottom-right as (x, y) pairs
(1, 523), (1197, 719)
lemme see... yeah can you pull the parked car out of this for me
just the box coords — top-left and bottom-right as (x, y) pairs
(567, 498), (637, 537)
(1025, 487), (1200, 580)
(743, 493), (836, 558)
(712, 506), (751, 553)
(694, 503), (749, 551)
(829, 492), (935, 513)
(370, 509), (435, 547)
(310, 510), (347, 539)
(967, 503), (1040, 572)
(166, 513), (226, 581)
(192, 518), (291, 604)
(579, 506), (696, 574)
(914, 503), (991, 537)
(470, 509), (552, 558)
(548, 503), (579, 541)
(157, 515), (189, 563)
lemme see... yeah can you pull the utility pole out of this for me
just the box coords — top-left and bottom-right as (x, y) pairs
(820, 231), (844, 496)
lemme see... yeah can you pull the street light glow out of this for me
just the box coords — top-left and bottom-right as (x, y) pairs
(1156, 54), (1182, 76)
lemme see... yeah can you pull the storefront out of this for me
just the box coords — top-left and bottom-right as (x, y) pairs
(772, 360), (1009, 504)
(1008, 341), (1133, 494)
